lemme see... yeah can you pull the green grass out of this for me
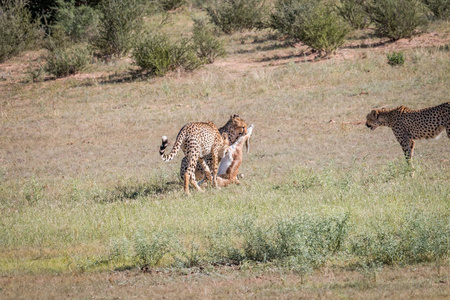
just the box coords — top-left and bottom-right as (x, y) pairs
(0, 162), (448, 274)
(0, 9), (449, 280)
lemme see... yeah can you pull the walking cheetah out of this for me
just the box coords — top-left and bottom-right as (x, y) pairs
(365, 102), (449, 164)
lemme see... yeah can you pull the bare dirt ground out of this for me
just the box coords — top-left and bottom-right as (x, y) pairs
(1, 264), (448, 299)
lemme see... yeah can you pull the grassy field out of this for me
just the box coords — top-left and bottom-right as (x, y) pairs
(0, 9), (449, 299)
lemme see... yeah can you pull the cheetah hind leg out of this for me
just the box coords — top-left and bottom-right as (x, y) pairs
(181, 157), (207, 186)
(184, 156), (205, 194)
(184, 171), (204, 194)
(195, 158), (210, 188)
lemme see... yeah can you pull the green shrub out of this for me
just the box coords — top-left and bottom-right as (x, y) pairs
(270, 0), (311, 39)
(192, 17), (226, 63)
(365, 0), (428, 40)
(387, 52), (405, 66)
(234, 214), (349, 264)
(189, 0), (208, 8)
(52, 0), (100, 43)
(0, 0), (40, 63)
(94, 0), (145, 58)
(421, 0), (450, 19)
(44, 44), (91, 77)
(270, 0), (349, 55)
(350, 211), (449, 265)
(134, 231), (172, 267)
(157, 0), (185, 11)
(132, 33), (201, 76)
(206, 0), (267, 34)
(26, 0), (101, 28)
(336, 0), (370, 29)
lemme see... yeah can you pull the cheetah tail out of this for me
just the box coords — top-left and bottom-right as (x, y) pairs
(159, 131), (185, 162)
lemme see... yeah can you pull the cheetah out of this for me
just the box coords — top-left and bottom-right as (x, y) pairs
(160, 121), (229, 194)
(365, 102), (449, 164)
(179, 115), (248, 183)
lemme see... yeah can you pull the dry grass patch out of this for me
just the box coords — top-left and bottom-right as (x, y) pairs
(0, 264), (448, 299)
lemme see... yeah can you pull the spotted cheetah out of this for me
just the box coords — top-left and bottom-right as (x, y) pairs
(160, 121), (229, 194)
(179, 115), (248, 183)
(365, 102), (449, 164)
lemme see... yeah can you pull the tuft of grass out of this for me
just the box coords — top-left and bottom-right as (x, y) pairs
(387, 51), (406, 66)
(133, 230), (173, 267)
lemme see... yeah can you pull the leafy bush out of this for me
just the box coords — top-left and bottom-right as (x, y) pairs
(270, 0), (349, 55)
(387, 52), (405, 66)
(206, 0), (267, 34)
(26, 0), (101, 28)
(52, 0), (100, 43)
(0, 0), (40, 63)
(192, 17), (226, 63)
(350, 211), (449, 265)
(157, 0), (185, 11)
(365, 0), (428, 40)
(270, 0), (311, 39)
(336, 0), (370, 29)
(44, 44), (91, 77)
(132, 33), (202, 76)
(421, 0), (450, 19)
(236, 214), (349, 264)
(134, 231), (172, 267)
(94, 0), (145, 58)
(189, 0), (209, 8)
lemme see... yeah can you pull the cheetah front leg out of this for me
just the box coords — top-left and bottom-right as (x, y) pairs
(446, 121), (450, 138)
(199, 158), (212, 182)
(397, 136), (416, 176)
(399, 139), (415, 163)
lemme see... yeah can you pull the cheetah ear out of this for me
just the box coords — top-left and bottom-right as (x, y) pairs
(370, 110), (379, 119)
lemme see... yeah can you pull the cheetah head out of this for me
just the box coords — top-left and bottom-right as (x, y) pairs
(229, 114), (248, 136)
(227, 114), (250, 153)
(365, 109), (385, 131)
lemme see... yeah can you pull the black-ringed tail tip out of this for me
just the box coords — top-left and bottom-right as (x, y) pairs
(160, 136), (168, 154)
